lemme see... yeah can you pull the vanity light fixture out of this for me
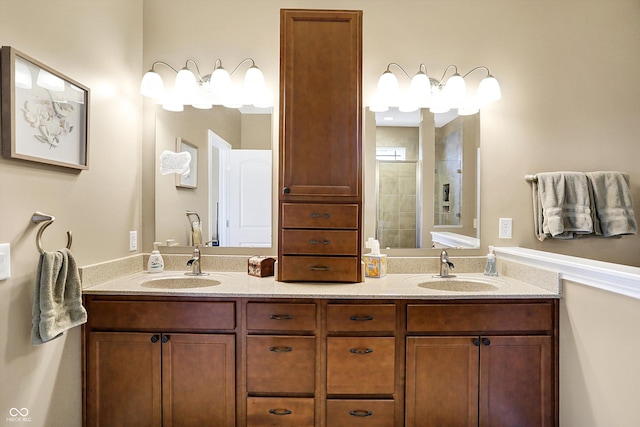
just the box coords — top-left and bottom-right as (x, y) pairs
(140, 58), (270, 111)
(371, 63), (501, 115)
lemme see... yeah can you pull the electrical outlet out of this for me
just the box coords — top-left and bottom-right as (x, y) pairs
(499, 218), (513, 239)
(129, 231), (138, 252)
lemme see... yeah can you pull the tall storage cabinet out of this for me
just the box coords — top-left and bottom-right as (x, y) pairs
(278, 9), (363, 282)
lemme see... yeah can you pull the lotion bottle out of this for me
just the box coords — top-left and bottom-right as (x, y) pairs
(148, 242), (164, 273)
(484, 246), (498, 276)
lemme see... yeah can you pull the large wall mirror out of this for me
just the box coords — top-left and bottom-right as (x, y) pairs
(155, 105), (273, 249)
(365, 107), (480, 250)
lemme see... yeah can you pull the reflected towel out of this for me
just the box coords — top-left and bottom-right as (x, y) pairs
(586, 171), (638, 237)
(160, 150), (191, 175)
(31, 248), (87, 345)
(191, 221), (203, 246)
(535, 172), (593, 240)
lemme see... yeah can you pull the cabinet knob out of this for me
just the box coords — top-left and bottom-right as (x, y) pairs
(350, 347), (373, 355)
(269, 346), (293, 353)
(472, 338), (480, 347)
(151, 335), (160, 343)
(269, 408), (292, 416)
(162, 335), (170, 343)
(482, 337), (491, 346)
(349, 409), (373, 418)
(283, 186), (291, 194)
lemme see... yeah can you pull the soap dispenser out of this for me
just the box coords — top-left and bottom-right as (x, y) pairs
(484, 246), (498, 276)
(148, 242), (164, 273)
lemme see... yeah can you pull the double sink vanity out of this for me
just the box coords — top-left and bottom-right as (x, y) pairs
(81, 256), (560, 426)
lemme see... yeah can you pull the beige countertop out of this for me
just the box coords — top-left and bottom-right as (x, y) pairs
(82, 270), (559, 300)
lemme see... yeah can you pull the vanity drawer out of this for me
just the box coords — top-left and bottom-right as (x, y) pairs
(326, 337), (395, 395)
(246, 302), (316, 331)
(247, 397), (314, 427)
(279, 255), (360, 282)
(85, 299), (236, 331)
(246, 336), (316, 393)
(407, 302), (554, 333)
(281, 229), (359, 255)
(326, 399), (395, 426)
(281, 203), (359, 229)
(327, 304), (396, 332)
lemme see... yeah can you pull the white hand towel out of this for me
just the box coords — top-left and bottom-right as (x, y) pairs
(586, 171), (638, 237)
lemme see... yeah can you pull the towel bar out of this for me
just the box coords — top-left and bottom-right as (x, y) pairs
(31, 212), (72, 254)
(525, 174), (538, 183)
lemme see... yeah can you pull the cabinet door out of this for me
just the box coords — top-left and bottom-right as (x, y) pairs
(479, 335), (553, 427)
(405, 337), (479, 427)
(87, 332), (162, 427)
(279, 9), (362, 200)
(162, 334), (236, 427)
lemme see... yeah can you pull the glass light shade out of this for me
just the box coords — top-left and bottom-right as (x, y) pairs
(162, 90), (184, 112)
(191, 88), (213, 109)
(223, 82), (243, 108)
(429, 92), (451, 114)
(140, 70), (165, 98)
(458, 102), (480, 116)
(376, 70), (399, 106)
(477, 75), (502, 105)
(15, 61), (32, 89)
(443, 73), (466, 108)
(174, 68), (198, 104)
(36, 69), (65, 92)
(244, 65), (266, 94)
(409, 72), (431, 108)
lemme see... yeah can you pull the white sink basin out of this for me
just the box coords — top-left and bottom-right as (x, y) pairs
(139, 274), (229, 289)
(405, 275), (503, 292)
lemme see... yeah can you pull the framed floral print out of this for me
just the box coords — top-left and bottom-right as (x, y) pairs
(175, 137), (197, 188)
(1, 46), (90, 170)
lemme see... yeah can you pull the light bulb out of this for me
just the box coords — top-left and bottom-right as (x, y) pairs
(140, 70), (164, 98)
(443, 73), (466, 109)
(478, 75), (501, 105)
(409, 71), (431, 108)
(376, 70), (399, 107)
(174, 68), (197, 104)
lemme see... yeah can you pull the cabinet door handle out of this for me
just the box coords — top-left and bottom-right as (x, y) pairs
(472, 338), (480, 347)
(269, 408), (292, 416)
(269, 314), (293, 320)
(150, 334), (160, 343)
(349, 409), (373, 417)
(283, 186), (291, 194)
(309, 239), (330, 245)
(309, 266), (330, 271)
(309, 213), (331, 219)
(269, 346), (293, 353)
(162, 335), (170, 343)
(350, 347), (373, 354)
(482, 337), (491, 346)
(349, 315), (374, 321)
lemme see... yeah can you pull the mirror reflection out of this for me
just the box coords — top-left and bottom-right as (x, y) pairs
(155, 105), (272, 248)
(373, 107), (480, 249)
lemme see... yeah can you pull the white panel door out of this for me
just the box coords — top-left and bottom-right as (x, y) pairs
(228, 150), (272, 247)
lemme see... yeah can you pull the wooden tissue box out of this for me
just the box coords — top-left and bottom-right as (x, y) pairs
(248, 256), (276, 277)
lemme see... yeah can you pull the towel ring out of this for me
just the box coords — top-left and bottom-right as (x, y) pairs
(32, 212), (72, 255)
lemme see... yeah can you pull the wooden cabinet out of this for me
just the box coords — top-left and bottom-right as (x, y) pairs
(405, 302), (556, 427)
(83, 296), (237, 427)
(84, 295), (558, 427)
(278, 9), (363, 282)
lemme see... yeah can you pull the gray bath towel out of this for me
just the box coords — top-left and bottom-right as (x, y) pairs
(535, 172), (593, 240)
(32, 248), (87, 345)
(586, 171), (638, 237)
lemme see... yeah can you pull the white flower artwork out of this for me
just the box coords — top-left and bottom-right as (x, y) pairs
(22, 92), (76, 148)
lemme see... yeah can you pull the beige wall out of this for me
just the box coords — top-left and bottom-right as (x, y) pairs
(0, 1), (143, 425)
(560, 280), (640, 425)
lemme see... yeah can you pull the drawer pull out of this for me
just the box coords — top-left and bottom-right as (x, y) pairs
(472, 338), (480, 347)
(269, 314), (293, 320)
(349, 409), (373, 418)
(349, 315), (374, 321)
(482, 337), (491, 346)
(269, 408), (293, 416)
(309, 266), (330, 271)
(150, 334), (160, 343)
(309, 239), (330, 245)
(310, 213), (331, 219)
(350, 347), (373, 354)
(269, 346), (293, 353)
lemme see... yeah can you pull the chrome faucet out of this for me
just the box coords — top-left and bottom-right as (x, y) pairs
(438, 249), (455, 278)
(186, 246), (208, 276)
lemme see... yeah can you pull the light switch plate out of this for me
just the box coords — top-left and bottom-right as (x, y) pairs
(129, 231), (138, 252)
(0, 243), (11, 280)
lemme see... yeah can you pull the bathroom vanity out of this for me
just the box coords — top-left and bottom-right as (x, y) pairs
(81, 271), (559, 426)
